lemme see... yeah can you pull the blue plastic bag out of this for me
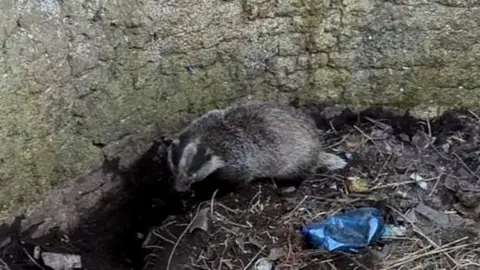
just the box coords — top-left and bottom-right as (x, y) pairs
(301, 207), (385, 252)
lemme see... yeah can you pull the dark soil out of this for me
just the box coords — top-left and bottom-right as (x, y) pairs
(1, 105), (480, 270)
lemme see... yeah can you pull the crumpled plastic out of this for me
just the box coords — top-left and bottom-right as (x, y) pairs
(301, 207), (385, 252)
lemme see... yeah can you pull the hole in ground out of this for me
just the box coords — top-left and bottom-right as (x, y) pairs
(0, 139), (239, 270)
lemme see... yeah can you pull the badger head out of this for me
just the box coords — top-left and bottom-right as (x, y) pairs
(167, 138), (225, 192)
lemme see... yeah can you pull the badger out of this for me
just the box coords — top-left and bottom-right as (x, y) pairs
(167, 101), (347, 193)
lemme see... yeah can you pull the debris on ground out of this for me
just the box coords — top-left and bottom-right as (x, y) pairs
(41, 252), (82, 270)
(188, 206), (212, 234)
(382, 224), (407, 238)
(413, 203), (475, 229)
(302, 207), (385, 252)
(347, 176), (370, 193)
(253, 257), (274, 270)
(409, 173), (429, 190)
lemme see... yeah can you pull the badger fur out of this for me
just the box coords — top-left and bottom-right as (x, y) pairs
(167, 101), (347, 193)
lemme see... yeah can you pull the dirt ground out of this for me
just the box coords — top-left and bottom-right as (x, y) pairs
(1, 105), (480, 270)
(142, 107), (480, 270)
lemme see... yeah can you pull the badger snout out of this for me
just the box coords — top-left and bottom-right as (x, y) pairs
(172, 175), (192, 193)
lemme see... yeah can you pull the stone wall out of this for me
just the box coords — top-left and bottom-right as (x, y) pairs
(1, 0), (479, 223)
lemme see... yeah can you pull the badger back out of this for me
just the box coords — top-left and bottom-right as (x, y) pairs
(198, 102), (321, 177)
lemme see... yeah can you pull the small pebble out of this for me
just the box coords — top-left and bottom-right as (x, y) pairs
(279, 186), (296, 194)
(253, 257), (273, 270)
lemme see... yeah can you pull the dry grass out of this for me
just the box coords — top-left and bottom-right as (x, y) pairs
(145, 181), (480, 270)
(0, 259), (11, 270)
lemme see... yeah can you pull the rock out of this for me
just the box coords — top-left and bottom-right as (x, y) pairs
(277, 186), (297, 195)
(457, 191), (480, 208)
(41, 252), (82, 270)
(414, 203), (473, 229)
(188, 207), (212, 234)
(267, 247), (284, 261)
(253, 258), (274, 270)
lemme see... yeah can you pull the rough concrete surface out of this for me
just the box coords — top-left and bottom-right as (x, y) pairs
(0, 0), (479, 233)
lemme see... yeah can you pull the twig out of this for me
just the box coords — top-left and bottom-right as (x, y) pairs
(354, 125), (374, 143)
(426, 117), (432, 137)
(354, 125), (384, 157)
(373, 152), (393, 184)
(166, 204), (204, 270)
(210, 189), (219, 216)
(215, 213), (251, 229)
(242, 245), (266, 270)
(340, 251), (370, 270)
(217, 239), (229, 270)
(22, 247), (46, 270)
(371, 177), (438, 190)
(364, 116), (391, 130)
(0, 259), (11, 270)
(329, 120), (337, 134)
(428, 174), (443, 196)
(152, 230), (177, 246)
(383, 241), (471, 269)
(325, 135), (348, 150)
(215, 202), (241, 214)
(247, 187), (261, 211)
(387, 206), (461, 267)
(453, 153), (480, 180)
(468, 109), (480, 121)
(282, 195), (308, 222)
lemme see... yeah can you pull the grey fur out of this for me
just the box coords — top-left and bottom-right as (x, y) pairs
(167, 101), (347, 192)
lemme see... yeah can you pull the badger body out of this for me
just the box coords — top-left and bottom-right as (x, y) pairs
(167, 101), (347, 192)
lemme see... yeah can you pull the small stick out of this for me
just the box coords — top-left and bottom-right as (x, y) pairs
(210, 189), (219, 216)
(426, 118), (432, 137)
(22, 248), (46, 270)
(215, 202), (241, 214)
(247, 187), (261, 210)
(385, 236), (468, 267)
(329, 120), (337, 134)
(215, 213), (251, 228)
(383, 242), (470, 269)
(387, 206), (460, 267)
(282, 195), (308, 222)
(152, 230), (176, 246)
(364, 116), (391, 130)
(0, 259), (12, 270)
(371, 177), (438, 190)
(453, 153), (480, 180)
(354, 125), (384, 157)
(325, 135), (348, 150)
(373, 152), (393, 184)
(166, 204), (203, 270)
(242, 245), (266, 270)
(468, 109), (480, 121)
(354, 125), (374, 142)
(428, 174), (443, 196)
(217, 239), (229, 270)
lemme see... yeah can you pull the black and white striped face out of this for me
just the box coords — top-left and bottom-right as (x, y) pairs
(167, 138), (225, 192)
